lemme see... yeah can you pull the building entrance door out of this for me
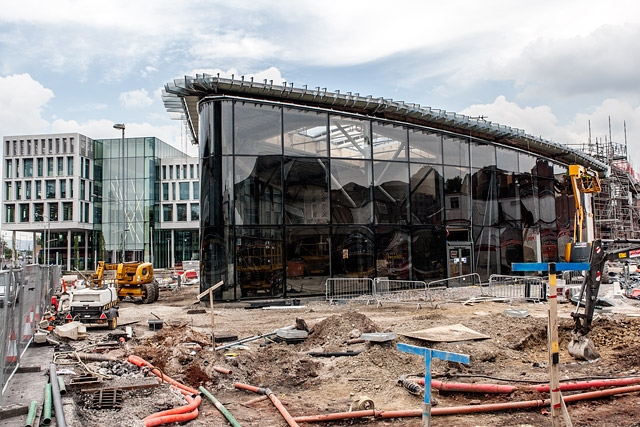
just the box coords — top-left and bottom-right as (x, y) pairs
(446, 242), (474, 287)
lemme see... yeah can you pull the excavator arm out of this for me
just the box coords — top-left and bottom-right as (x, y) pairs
(568, 239), (640, 360)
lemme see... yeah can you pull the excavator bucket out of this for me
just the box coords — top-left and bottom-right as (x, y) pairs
(568, 333), (600, 361)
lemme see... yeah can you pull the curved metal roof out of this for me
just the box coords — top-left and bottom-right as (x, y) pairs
(163, 74), (608, 174)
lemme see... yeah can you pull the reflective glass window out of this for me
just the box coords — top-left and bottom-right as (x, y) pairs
(331, 226), (374, 278)
(234, 156), (283, 225)
(177, 203), (187, 221)
(470, 141), (496, 169)
(443, 165), (471, 225)
(330, 159), (372, 224)
(234, 102), (282, 155)
(191, 203), (199, 221)
(283, 108), (328, 156)
(410, 163), (444, 225)
(375, 226), (410, 279)
(329, 115), (371, 159)
(443, 135), (469, 167)
(235, 227), (283, 297)
(283, 158), (329, 224)
(373, 161), (409, 224)
(372, 122), (407, 161)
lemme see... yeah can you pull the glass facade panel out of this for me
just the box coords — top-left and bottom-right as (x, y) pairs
(332, 226), (375, 278)
(329, 115), (371, 159)
(375, 226), (409, 279)
(330, 159), (372, 224)
(373, 161), (409, 224)
(443, 135), (469, 167)
(235, 227), (283, 297)
(372, 122), (407, 161)
(234, 156), (283, 225)
(409, 129), (442, 164)
(283, 157), (329, 224)
(283, 108), (328, 156)
(410, 163), (444, 225)
(234, 102), (282, 155)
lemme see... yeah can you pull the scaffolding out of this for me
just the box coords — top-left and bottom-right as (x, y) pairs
(580, 120), (640, 241)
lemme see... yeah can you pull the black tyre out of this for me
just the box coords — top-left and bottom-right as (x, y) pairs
(142, 281), (156, 304)
(153, 280), (160, 302)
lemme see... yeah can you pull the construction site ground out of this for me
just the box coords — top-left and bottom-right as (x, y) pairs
(3, 281), (640, 427)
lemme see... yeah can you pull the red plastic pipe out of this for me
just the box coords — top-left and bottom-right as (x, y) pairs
(143, 396), (201, 427)
(292, 384), (640, 423)
(235, 382), (299, 427)
(422, 377), (640, 394)
(430, 379), (516, 394)
(128, 355), (198, 395)
(529, 377), (640, 393)
(213, 366), (233, 375)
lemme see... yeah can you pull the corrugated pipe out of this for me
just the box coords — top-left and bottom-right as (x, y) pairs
(199, 385), (242, 427)
(292, 384), (640, 423)
(49, 363), (67, 427)
(143, 395), (201, 427)
(25, 400), (38, 427)
(235, 382), (299, 427)
(127, 355), (198, 395)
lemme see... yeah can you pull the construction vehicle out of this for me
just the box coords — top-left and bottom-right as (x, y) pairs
(68, 286), (119, 329)
(90, 261), (159, 304)
(567, 239), (640, 360)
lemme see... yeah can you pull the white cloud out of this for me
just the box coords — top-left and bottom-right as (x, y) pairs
(0, 74), (54, 135)
(119, 89), (154, 109)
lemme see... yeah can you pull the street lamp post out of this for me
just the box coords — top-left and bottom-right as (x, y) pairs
(113, 123), (126, 263)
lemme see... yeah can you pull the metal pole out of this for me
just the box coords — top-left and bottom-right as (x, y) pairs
(113, 124), (126, 263)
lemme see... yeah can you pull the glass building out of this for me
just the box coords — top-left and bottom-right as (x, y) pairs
(163, 75), (608, 300)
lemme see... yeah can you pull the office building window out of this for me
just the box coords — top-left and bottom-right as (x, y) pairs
(5, 160), (11, 178)
(60, 180), (66, 198)
(163, 204), (173, 221)
(177, 203), (187, 221)
(190, 203), (199, 221)
(37, 158), (43, 176)
(192, 182), (199, 200)
(63, 202), (73, 221)
(25, 181), (31, 199)
(48, 202), (58, 221)
(5, 182), (11, 201)
(47, 158), (54, 176)
(24, 159), (33, 177)
(179, 182), (189, 200)
(35, 181), (41, 199)
(5, 204), (15, 223)
(67, 157), (73, 175)
(19, 204), (29, 222)
(57, 157), (64, 176)
(46, 180), (56, 199)
(162, 183), (169, 200)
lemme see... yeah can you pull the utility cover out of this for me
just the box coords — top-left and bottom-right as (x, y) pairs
(400, 324), (489, 343)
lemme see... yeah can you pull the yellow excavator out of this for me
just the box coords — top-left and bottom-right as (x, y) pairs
(564, 164), (603, 360)
(90, 261), (159, 304)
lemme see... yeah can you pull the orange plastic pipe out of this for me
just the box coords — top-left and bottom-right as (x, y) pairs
(213, 366), (233, 375)
(292, 384), (640, 423)
(529, 377), (640, 393)
(128, 355), (198, 395)
(430, 379), (516, 394)
(143, 395), (201, 422)
(235, 382), (299, 427)
(423, 377), (640, 394)
(143, 396), (201, 427)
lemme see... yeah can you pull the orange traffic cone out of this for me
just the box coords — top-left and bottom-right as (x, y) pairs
(23, 315), (33, 341)
(6, 331), (18, 363)
(29, 306), (35, 324)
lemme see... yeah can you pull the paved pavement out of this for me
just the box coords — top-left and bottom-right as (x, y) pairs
(0, 343), (60, 427)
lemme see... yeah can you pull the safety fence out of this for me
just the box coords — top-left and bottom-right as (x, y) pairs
(0, 265), (60, 406)
(481, 274), (547, 302)
(325, 275), (482, 305)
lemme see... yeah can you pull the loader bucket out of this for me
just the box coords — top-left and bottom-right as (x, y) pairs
(568, 334), (600, 361)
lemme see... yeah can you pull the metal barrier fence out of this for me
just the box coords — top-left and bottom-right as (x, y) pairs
(1, 265), (60, 406)
(426, 273), (482, 289)
(482, 274), (547, 302)
(325, 278), (374, 302)
(372, 278), (428, 304)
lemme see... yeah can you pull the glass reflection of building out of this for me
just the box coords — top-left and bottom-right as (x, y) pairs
(163, 77), (606, 300)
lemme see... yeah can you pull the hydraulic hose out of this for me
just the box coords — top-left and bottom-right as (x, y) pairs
(235, 382), (299, 427)
(292, 384), (640, 423)
(25, 400), (38, 427)
(127, 354), (198, 395)
(199, 386), (242, 427)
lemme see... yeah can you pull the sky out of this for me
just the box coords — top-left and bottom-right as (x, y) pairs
(1, 1), (640, 166)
